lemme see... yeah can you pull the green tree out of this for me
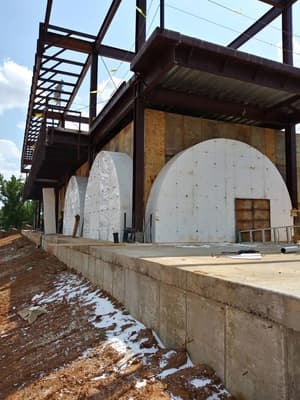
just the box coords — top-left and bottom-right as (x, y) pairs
(0, 174), (35, 230)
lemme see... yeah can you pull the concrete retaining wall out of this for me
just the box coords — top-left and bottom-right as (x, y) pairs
(23, 231), (300, 400)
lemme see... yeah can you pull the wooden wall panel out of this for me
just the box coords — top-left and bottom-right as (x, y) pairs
(75, 161), (89, 177)
(144, 109), (166, 204)
(103, 123), (133, 157)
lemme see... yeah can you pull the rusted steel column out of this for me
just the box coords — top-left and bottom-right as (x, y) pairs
(135, 0), (146, 52)
(89, 52), (98, 125)
(132, 82), (145, 238)
(160, 0), (165, 29)
(282, 4), (298, 208)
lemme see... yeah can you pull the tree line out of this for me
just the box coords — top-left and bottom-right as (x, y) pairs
(0, 174), (35, 230)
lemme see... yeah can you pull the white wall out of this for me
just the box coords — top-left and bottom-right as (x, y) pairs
(63, 176), (88, 236)
(83, 151), (132, 241)
(145, 139), (293, 243)
(42, 187), (56, 235)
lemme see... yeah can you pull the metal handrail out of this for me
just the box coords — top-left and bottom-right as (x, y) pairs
(237, 225), (300, 243)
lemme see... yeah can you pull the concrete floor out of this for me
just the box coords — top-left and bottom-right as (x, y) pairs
(45, 233), (300, 298)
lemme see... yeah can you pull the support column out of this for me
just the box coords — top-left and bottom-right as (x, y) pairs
(37, 200), (41, 230)
(89, 52), (98, 125)
(42, 188), (56, 234)
(135, 0), (146, 53)
(160, 0), (165, 29)
(132, 82), (145, 239)
(282, 4), (298, 208)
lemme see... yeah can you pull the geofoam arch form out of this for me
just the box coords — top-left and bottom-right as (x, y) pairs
(83, 151), (132, 241)
(63, 176), (88, 237)
(145, 138), (292, 243)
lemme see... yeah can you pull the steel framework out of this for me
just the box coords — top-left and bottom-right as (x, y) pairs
(22, 0), (300, 234)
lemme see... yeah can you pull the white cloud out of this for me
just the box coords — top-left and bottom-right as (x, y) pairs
(0, 60), (32, 115)
(0, 139), (22, 179)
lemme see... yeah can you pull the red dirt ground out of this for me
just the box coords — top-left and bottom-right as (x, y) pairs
(0, 234), (235, 400)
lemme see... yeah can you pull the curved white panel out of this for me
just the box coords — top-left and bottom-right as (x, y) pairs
(63, 176), (88, 236)
(146, 139), (292, 243)
(83, 151), (132, 241)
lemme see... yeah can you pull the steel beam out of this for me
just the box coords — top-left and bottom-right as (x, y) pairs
(147, 88), (295, 127)
(228, 7), (282, 49)
(43, 30), (135, 61)
(135, 0), (146, 52)
(32, 109), (89, 124)
(89, 53), (98, 124)
(64, 0), (122, 115)
(95, 0), (121, 51)
(228, 1), (297, 49)
(44, 0), (53, 31)
(258, 0), (285, 7)
(160, 0), (165, 29)
(133, 82), (145, 237)
(282, 4), (298, 208)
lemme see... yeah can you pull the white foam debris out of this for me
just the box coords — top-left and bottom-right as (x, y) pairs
(91, 373), (109, 381)
(207, 388), (229, 400)
(170, 394), (183, 400)
(190, 378), (211, 388)
(135, 379), (147, 389)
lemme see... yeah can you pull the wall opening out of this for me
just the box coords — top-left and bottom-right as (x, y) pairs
(235, 198), (271, 242)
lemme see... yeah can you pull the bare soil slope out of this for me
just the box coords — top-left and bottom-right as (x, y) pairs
(0, 234), (234, 400)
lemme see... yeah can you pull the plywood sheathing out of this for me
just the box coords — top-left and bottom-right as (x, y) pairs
(165, 113), (279, 166)
(103, 123), (134, 157)
(75, 161), (89, 177)
(144, 109), (166, 204)
(58, 186), (66, 216)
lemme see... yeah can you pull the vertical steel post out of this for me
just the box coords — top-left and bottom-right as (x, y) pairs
(55, 187), (59, 233)
(37, 200), (41, 230)
(160, 0), (165, 29)
(132, 82), (145, 238)
(133, 0), (147, 239)
(282, 4), (298, 208)
(89, 52), (98, 125)
(135, 0), (146, 53)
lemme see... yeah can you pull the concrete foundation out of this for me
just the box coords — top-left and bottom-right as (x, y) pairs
(23, 231), (300, 400)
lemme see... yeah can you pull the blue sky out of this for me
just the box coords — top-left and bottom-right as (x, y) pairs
(0, 0), (299, 179)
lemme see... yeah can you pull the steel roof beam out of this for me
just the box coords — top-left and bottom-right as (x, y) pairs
(43, 30), (135, 61)
(40, 67), (80, 78)
(258, 0), (285, 7)
(41, 55), (85, 67)
(228, 0), (297, 49)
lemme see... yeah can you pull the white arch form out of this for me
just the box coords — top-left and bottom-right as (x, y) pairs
(146, 139), (292, 243)
(63, 176), (88, 236)
(83, 151), (132, 241)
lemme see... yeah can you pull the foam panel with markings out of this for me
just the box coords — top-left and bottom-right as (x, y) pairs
(83, 151), (132, 241)
(145, 138), (292, 243)
(63, 176), (88, 236)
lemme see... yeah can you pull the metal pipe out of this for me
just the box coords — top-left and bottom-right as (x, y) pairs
(281, 246), (299, 253)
